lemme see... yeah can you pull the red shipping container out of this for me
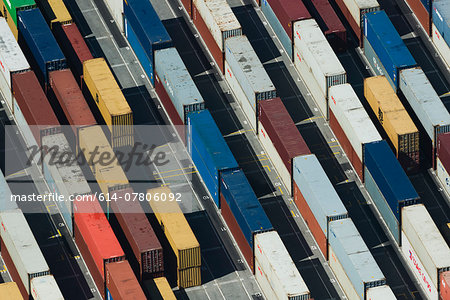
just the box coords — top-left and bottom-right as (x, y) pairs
(0, 236), (28, 299)
(438, 133), (450, 172)
(267, 0), (311, 41)
(49, 69), (96, 135)
(334, 0), (362, 46)
(12, 71), (60, 145)
(310, 0), (347, 51)
(193, 3), (225, 74)
(294, 183), (328, 259)
(220, 193), (254, 272)
(405, 0), (430, 36)
(441, 271), (450, 300)
(110, 188), (164, 280)
(182, 0), (192, 18)
(106, 261), (147, 300)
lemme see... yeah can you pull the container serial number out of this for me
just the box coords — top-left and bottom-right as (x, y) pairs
(94, 192), (182, 202)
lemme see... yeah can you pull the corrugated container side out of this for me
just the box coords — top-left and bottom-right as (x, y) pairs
(106, 261), (146, 300)
(438, 132), (450, 175)
(30, 275), (64, 300)
(329, 245), (360, 300)
(405, 0), (431, 35)
(441, 271), (450, 300)
(181, 0), (192, 17)
(433, 0), (450, 46)
(177, 266), (201, 288)
(143, 277), (177, 300)
(0, 282), (22, 299)
(432, 23), (450, 71)
(366, 285), (397, 299)
(95, 164), (130, 196)
(265, 0), (310, 41)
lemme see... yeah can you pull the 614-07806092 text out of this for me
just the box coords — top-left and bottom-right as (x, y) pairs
(9, 192), (182, 202)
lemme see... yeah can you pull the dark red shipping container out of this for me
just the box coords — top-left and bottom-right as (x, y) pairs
(294, 183), (327, 259)
(220, 193), (254, 272)
(49, 69), (96, 135)
(182, 0), (192, 18)
(441, 271), (450, 300)
(405, 0), (430, 36)
(193, 3), (224, 74)
(0, 236), (28, 299)
(334, 0), (362, 46)
(111, 188), (164, 280)
(12, 71), (61, 145)
(438, 132), (450, 174)
(329, 109), (363, 180)
(106, 261), (147, 300)
(309, 0), (347, 51)
(267, 0), (311, 41)
(258, 98), (310, 183)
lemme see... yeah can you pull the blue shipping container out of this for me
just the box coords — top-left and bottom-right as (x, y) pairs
(154, 48), (205, 123)
(123, 0), (172, 85)
(187, 110), (238, 207)
(364, 140), (420, 221)
(329, 219), (386, 300)
(421, 0), (431, 13)
(363, 11), (416, 91)
(433, 0), (450, 46)
(17, 8), (66, 83)
(220, 169), (273, 248)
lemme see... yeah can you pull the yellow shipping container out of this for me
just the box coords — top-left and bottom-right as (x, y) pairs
(83, 58), (133, 148)
(364, 76), (419, 169)
(78, 126), (115, 174)
(147, 187), (201, 272)
(96, 166), (129, 196)
(0, 282), (22, 299)
(48, 0), (72, 27)
(151, 277), (177, 299)
(178, 266), (201, 288)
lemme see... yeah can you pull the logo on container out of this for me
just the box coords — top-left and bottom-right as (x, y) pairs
(332, 96), (336, 105)
(227, 68), (232, 78)
(372, 57), (383, 75)
(163, 75), (174, 97)
(296, 53), (302, 63)
(260, 128), (265, 138)
(408, 250), (432, 292)
(1, 222), (4, 231)
(296, 32), (301, 40)
(0, 60), (5, 72)
(258, 266), (263, 276)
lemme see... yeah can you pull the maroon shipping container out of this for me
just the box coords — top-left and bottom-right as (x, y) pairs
(334, 0), (362, 46)
(405, 0), (430, 36)
(438, 132), (450, 172)
(182, 0), (192, 18)
(294, 183), (327, 259)
(12, 71), (61, 145)
(268, 0), (311, 41)
(258, 98), (310, 179)
(0, 236), (28, 299)
(441, 271), (450, 300)
(329, 109), (363, 180)
(110, 188), (164, 280)
(220, 193), (254, 272)
(310, 0), (347, 51)
(193, 3), (224, 74)
(49, 69), (96, 135)
(106, 261), (147, 300)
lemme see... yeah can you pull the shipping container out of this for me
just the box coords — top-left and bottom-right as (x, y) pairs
(224, 35), (276, 132)
(333, 0), (379, 45)
(329, 219), (386, 300)
(260, 0), (310, 58)
(254, 231), (311, 299)
(0, 168), (17, 212)
(363, 11), (416, 91)
(399, 67), (450, 167)
(438, 133), (450, 197)
(104, 0), (123, 32)
(193, 0), (242, 73)
(293, 154), (347, 258)
(17, 8), (67, 86)
(309, 0), (347, 51)
(402, 204), (450, 296)
(329, 244), (360, 299)
(154, 47), (205, 129)
(0, 17), (30, 109)
(12, 70), (60, 145)
(123, 0), (172, 85)
(30, 275), (64, 300)
(220, 169), (273, 272)
(329, 84), (381, 180)
(106, 261), (146, 300)
(0, 0), (36, 39)
(293, 19), (346, 119)
(187, 110), (238, 207)
(49, 69), (96, 133)
(364, 140), (419, 244)
(42, 133), (91, 234)
(73, 195), (125, 299)
(0, 209), (50, 299)
(433, 0), (450, 46)
(77, 125), (113, 174)
(0, 282), (22, 299)
(258, 98), (310, 194)
(36, 0), (72, 28)
(441, 271), (450, 300)
(432, 22), (450, 69)
(148, 187), (201, 288)
(82, 58), (133, 148)
(366, 285), (396, 299)
(405, 0), (431, 35)
(364, 76), (420, 172)
(143, 277), (177, 300)
(110, 188), (164, 279)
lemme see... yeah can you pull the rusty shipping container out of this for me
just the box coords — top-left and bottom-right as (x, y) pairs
(405, 0), (431, 35)
(105, 261), (146, 300)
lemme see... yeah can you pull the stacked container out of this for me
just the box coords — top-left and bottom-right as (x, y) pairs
(432, 0), (450, 68)
(293, 154), (348, 258)
(405, 0), (431, 36)
(293, 18), (346, 119)
(30, 275), (64, 300)
(328, 84), (381, 180)
(224, 35), (276, 132)
(105, 261), (146, 300)
(0, 0), (36, 39)
(437, 132), (450, 197)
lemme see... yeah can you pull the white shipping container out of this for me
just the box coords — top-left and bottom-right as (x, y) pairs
(293, 19), (346, 118)
(254, 231), (310, 300)
(0, 209), (50, 293)
(329, 84), (381, 160)
(329, 245), (360, 300)
(258, 121), (292, 194)
(105, 0), (124, 32)
(402, 204), (450, 289)
(432, 24), (450, 70)
(401, 230), (438, 299)
(342, 0), (380, 27)
(366, 285), (397, 300)
(193, 0), (241, 51)
(0, 18), (30, 109)
(31, 275), (64, 300)
(437, 158), (450, 198)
